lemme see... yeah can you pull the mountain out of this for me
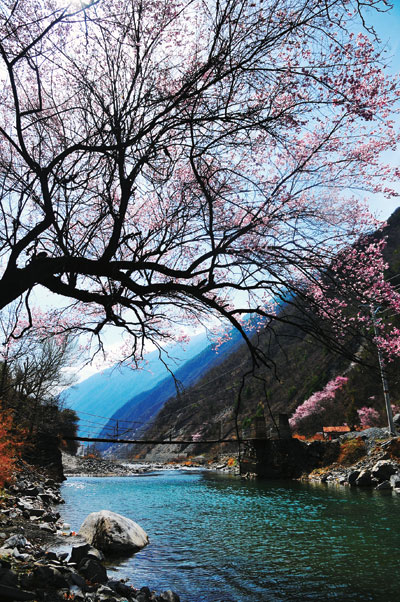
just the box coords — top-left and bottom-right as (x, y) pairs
(66, 208), (400, 458)
(95, 332), (242, 454)
(62, 331), (210, 435)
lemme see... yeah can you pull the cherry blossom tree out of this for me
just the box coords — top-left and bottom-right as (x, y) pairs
(289, 376), (349, 434)
(0, 0), (398, 365)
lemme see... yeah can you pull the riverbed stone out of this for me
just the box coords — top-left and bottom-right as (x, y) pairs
(4, 535), (28, 549)
(371, 460), (398, 482)
(21, 486), (40, 497)
(44, 550), (60, 562)
(40, 511), (59, 523)
(78, 510), (149, 554)
(38, 522), (54, 531)
(68, 571), (86, 588)
(33, 565), (69, 589)
(159, 590), (180, 602)
(108, 579), (138, 597)
(355, 469), (372, 487)
(70, 544), (92, 564)
(389, 473), (400, 488)
(375, 480), (392, 490)
(78, 557), (108, 584)
(27, 508), (45, 518)
(12, 547), (31, 561)
(70, 543), (105, 565)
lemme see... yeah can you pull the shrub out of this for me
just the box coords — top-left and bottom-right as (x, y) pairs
(357, 406), (380, 428)
(337, 438), (367, 466)
(0, 406), (25, 488)
(289, 376), (349, 435)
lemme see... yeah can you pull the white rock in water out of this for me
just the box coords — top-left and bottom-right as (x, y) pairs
(78, 510), (149, 554)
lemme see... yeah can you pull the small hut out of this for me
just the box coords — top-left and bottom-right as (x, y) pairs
(323, 426), (351, 441)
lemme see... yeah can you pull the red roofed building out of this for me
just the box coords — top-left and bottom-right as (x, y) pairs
(323, 426), (351, 440)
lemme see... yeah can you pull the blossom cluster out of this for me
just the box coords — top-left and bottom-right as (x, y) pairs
(357, 406), (380, 428)
(309, 237), (400, 361)
(289, 376), (349, 431)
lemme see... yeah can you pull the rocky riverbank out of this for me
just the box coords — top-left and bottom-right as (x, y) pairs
(306, 430), (400, 491)
(1, 451), (239, 600)
(0, 460), (180, 601)
(62, 452), (154, 477)
(62, 452), (240, 477)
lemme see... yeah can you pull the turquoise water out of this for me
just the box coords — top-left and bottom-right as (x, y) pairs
(61, 471), (400, 602)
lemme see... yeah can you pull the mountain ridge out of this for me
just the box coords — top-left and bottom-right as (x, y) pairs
(62, 331), (210, 434)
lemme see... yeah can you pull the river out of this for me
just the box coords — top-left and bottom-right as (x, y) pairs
(61, 470), (400, 602)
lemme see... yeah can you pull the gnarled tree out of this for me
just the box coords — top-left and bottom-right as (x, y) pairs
(0, 0), (398, 366)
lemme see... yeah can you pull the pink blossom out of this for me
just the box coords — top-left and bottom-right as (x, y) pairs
(289, 376), (348, 431)
(357, 406), (380, 428)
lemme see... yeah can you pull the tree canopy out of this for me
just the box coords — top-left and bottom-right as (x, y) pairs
(0, 0), (398, 365)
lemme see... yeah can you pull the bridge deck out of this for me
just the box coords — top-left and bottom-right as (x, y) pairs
(65, 436), (240, 445)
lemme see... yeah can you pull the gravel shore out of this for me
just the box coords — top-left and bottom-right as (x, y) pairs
(62, 452), (240, 477)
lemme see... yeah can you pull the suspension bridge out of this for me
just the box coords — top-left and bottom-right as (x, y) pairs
(63, 409), (258, 447)
(65, 435), (240, 444)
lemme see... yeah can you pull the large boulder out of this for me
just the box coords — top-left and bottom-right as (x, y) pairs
(78, 510), (149, 554)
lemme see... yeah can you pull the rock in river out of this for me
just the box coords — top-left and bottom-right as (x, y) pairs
(371, 460), (398, 482)
(78, 510), (149, 554)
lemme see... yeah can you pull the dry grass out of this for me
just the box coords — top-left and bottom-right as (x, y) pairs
(337, 438), (367, 466)
(385, 437), (400, 460)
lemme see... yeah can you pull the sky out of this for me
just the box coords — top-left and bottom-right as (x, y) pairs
(365, 2), (400, 220)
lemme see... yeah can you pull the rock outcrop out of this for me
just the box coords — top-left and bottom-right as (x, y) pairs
(307, 436), (400, 492)
(78, 510), (149, 554)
